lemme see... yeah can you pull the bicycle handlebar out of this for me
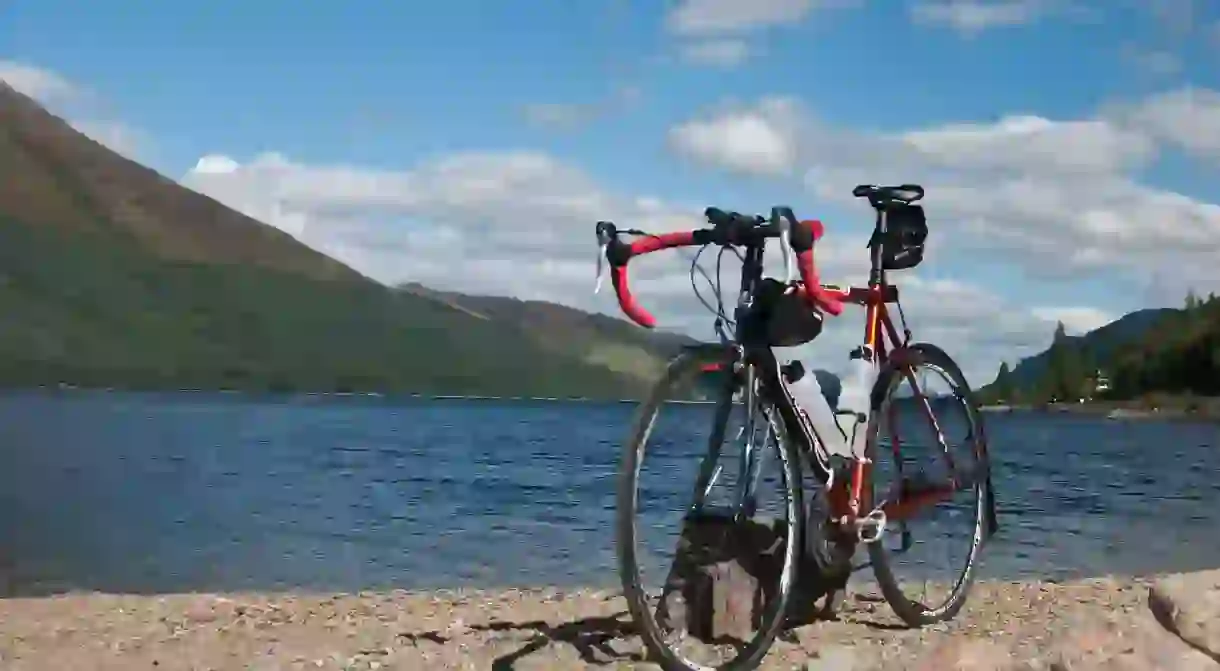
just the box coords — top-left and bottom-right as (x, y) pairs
(596, 206), (846, 329)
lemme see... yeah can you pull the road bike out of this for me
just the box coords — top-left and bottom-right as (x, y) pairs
(594, 184), (1000, 671)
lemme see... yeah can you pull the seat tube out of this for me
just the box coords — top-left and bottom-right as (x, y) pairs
(846, 209), (889, 518)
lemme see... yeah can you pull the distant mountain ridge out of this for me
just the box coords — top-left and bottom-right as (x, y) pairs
(398, 284), (851, 402)
(398, 283), (702, 384)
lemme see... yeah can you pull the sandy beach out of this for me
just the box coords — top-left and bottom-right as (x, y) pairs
(2, 572), (1218, 670)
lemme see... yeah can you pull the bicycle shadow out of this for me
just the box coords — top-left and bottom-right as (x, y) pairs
(488, 611), (646, 669)
(400, 610), (647, 669)
(479, 598), (860, 669)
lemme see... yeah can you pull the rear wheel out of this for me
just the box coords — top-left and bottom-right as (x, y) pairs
(866, 343), (991, 627)
(617, 347), (802, 671)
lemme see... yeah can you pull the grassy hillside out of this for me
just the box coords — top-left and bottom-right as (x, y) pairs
(0, 83), (683, 398)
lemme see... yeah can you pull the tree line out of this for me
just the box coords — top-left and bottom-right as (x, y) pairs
(982, 290), (1220, 405)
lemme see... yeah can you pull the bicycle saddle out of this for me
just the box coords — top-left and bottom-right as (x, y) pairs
(852, 184), (925, 205)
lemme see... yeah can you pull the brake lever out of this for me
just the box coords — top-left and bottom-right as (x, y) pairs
(772, 208), (794, 284)
(595, 246), (606, 294)
(594, 221), (616, 294)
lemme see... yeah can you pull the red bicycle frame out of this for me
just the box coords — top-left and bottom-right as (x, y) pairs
(817, 287), (970, 538)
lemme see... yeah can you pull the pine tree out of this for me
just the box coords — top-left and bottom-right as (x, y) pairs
(1045, 321), (1086, 401)
(1186, 289), (1200, 311)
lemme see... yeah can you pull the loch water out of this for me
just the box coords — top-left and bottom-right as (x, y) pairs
(0, 391), (1216, 595)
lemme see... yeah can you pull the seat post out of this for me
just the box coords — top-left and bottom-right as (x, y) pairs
(868, 208), (887, 287)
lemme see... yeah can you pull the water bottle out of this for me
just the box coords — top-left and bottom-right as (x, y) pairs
(837, 348), (879, 459)
(782, 360), (849, 456)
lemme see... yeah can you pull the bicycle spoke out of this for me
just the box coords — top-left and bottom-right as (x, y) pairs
(687, 370), (740, 513)
(902, 367), (954, 472)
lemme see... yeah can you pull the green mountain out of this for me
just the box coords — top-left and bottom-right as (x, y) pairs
(0, 83), (691, 398)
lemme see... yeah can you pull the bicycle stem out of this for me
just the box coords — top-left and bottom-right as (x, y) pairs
(776, 208), (794, 284)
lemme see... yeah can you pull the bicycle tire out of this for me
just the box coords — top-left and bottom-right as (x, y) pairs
(617, 346), (803, 671)
(866, 342), (992, 627)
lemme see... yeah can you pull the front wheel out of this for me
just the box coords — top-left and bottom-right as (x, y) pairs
(866, 343), (994, 627)
(617, 347), (803, 671)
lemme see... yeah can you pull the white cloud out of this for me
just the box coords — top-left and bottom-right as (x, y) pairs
(663, 0), (849, 72)
(665, 0), (854, 35)
(901, 115), (1156, 175)
(192, 155), (241, 175)
(0, 61), (77, 102)
(1031, 306), (1116, 335)
(667, 94), (1220, 298)
(668, 98), (803, 175)
(679, 39), (751, 67)
(910, 0), (1058, 34)
(1119, 88), (1220, 161)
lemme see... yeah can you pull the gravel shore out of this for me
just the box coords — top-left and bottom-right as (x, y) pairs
(2, 573), (1218, 670)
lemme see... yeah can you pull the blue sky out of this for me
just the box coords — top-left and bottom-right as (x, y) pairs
(4, 0), (1220, 381)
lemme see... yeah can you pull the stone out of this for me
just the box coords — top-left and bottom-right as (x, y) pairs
(653, 509), (852, 644)
(1148, 570), (1220, 662)
(654, 511), (788, 643)
(1038, 612), (1219, 671)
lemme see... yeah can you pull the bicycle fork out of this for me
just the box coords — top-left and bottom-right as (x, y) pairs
(687, 361), (770, 519)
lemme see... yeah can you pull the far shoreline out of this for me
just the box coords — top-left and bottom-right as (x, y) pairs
(980, 397), (1220, 423)
(0, 385), (727, 405)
